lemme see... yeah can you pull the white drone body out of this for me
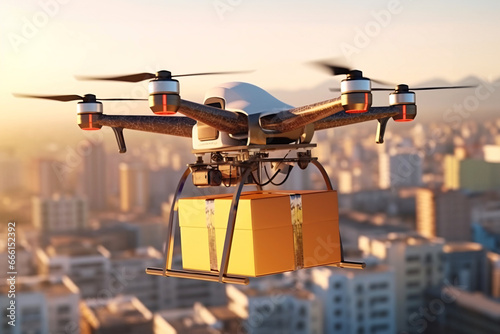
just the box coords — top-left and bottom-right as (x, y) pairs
(192, 82), (293, 150)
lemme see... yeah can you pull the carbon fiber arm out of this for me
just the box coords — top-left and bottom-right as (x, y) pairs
(260, 97), (344, 132)
(178, 100), (247, 134)
(95, 114), (196, 137)
(313, 106), (401, 130)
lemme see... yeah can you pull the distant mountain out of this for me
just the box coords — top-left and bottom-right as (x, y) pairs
(408, 76), (500, 122)
(268, 76), (500, 123)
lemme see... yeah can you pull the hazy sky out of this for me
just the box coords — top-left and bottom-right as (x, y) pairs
(1, 0), (500, 140)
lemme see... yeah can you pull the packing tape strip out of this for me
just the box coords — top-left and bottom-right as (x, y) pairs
(290, 194), (304, 269)
(205, 199), (218, 271)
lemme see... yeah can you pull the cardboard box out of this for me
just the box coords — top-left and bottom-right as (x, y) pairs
(179, 190), (341, 277)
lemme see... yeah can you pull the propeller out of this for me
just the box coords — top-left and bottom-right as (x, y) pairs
(329, 84), (476, 92)
(311, 60), (394, 86)
(13, 93), (147, 102)
(76, 69), (253, 83)
(371, 85), (476, 91)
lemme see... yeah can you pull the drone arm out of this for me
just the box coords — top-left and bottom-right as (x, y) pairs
(313, 106), (400, 130)
(178, 100), (247, 134)
(178, 96), (344, 135)
(96, 114), (196, 137)
(260, 97), (343, 133)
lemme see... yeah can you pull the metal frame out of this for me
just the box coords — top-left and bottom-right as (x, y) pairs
(311, 159), (366, 270)
(146, 153), (364, 285)
(146, 166), (249, 285)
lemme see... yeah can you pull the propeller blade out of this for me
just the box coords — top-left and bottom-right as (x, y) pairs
(371, 88), (397, 91)
(311, 61), (351, 76)
(98, 98), (148, 101)
(329, 87), (391, 92)
(172, 70), (253, 78)
(14, 93), (147, 102)
(75, 72), (156, 83)
(313, 60), (395, 87)
(77, 69), (252, 82)
(370, 85), (476, 92)
(371, 78), (395, 86)
(410, 85), (476, 91)
(13, 93), (83, 102)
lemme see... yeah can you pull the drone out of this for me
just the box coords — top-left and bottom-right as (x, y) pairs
(16, 62), (473, 284)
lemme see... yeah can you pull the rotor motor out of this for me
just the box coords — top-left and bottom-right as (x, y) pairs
(340, 70), (372, 113)
(389, 84), (417, 122)
(77, 94), (103, 130)
(148, 71), (181, 115)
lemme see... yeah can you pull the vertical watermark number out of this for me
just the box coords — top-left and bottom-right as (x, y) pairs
(6, 222), (16, 327)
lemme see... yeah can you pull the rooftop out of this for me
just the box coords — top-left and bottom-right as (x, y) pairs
(339, 211), (411, 234)
(1, 239), (30, 252)
(204, 305), (241, 322)
(45, 244), (103, 257)
(166, 319), (219, 334)
(442, 286), (500, 321)
(444, 242), (484, 253)
(108, 247), (162, 261)
(156, 308), (221, 334)
(488, 252), (500, 263)
(0, 276), (79, 296)
(367, 232), (444, 246)
(314, 263), (392, 279)
(239, 286), (315, 300)
(83, 295), (152, 328)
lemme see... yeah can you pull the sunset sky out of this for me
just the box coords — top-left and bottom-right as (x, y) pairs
(1, 0), (499, 142)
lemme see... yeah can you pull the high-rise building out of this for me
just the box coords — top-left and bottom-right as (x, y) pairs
(227, 284), (322, 334)
(103, 247), (168, 312)
(471, 197), (500, 230)
(81, 141), (107, 211)
(0, 276), (80, 334)
(101, 243), (226, 310)
(311, 263), (396, 334)
(416, 188), (471, 241)
(0, 150), (23, 193)
(165, 256), (227, 309)
(444, 156), (500, 191)
(337, 166), (375, 194)
(31, 158), (63, 197)
(154, 304), (233, 334)
(471, 198), (500, 253)
(425, 286), (500, 334)
(36, 244), (110, 299)
(148, 164), (183, 215)
(443, 155), (461, 190)
(338, 210), (411, 249)
(442, 242), (488, 293)
(379, 148), (422, 189)
(487, 252), (500, 298)
(119, 162), (150, 213)
(483, 145), (500, 163)
(0, 240), (36, 276)
(119, 216), (165, 251)
(32, 194), (88, 233)
(359, 233), (444, 333)
(193, 302), (243, 333)
(338, 169), (354, 194)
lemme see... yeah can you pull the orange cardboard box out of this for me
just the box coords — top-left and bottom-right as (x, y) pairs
(178, 190), (341, 277)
